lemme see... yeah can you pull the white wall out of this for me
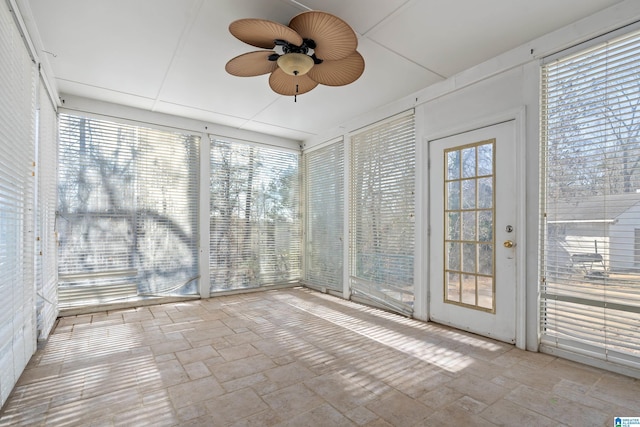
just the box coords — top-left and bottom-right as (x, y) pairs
(610, 203), (640, 271)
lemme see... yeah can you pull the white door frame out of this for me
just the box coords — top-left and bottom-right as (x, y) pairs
(422, 107), (527, 350)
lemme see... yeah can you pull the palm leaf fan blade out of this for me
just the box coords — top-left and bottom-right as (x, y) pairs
(229, 18), (302, 49)
(225, 51), (278, 77)
(289, 11), (357, 60)
(307, 51), (365, 86)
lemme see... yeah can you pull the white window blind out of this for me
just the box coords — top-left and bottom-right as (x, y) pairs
(210, 138), (300, 292)
(35, 78), (58, 340)
(541, 29), (640, 369)
(350, 112), (415, 315)
(57, 114), (200, 308)
(303, 140), (344, 292)
(0, 3), (37, 406)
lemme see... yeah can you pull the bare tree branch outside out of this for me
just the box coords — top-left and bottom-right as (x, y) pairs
(57, 115), (200, 306)
(209, 139), (301, 292)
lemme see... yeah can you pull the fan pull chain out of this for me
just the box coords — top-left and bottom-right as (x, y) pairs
(295, 83), (299, 102)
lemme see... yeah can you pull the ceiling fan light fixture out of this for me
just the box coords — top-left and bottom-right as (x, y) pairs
(277, 53), (314, 76)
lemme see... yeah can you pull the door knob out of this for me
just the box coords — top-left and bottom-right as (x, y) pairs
(503, 240), (515, 248)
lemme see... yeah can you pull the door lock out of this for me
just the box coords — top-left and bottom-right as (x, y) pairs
(503, 240), (515, 248)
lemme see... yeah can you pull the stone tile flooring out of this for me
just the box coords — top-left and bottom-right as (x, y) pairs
(1, 287), (639, 426)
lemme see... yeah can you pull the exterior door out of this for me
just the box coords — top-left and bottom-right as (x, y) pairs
(429, 121), (517, 343)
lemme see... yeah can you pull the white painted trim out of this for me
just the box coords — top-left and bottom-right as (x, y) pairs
(198, 132), (211, 298)
(59, 295), (201, 317)
(38, 66), (58, 112)
(12, 0), (60, 107)
(343, 134), (351, 300)
(540, 344), (640, 379)
(59, 106), (203, 138)
(425, 107), (527, 349)
(60, 95), (301, 151)
(514, 107), (527, 350)
(427, 108), (523, 144)
(301, 136), (343, 154)
(300, 149), (306, 289)
(208, 133), (301, 154)
(413, 105), (428, 321)
(7, 0), (36, 61)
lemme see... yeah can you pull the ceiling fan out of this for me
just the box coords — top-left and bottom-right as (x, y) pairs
(225, 11), (365, 101)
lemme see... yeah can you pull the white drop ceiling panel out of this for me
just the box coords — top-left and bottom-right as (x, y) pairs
(366, 0), (626, 77)
(26, 0), (629, 141)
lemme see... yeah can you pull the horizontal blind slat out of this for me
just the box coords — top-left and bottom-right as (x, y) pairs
(541, 27), (640, 368)
(0, 3), (37, 407)
(350, 114), (415, 313)
(36, 78), (59, 340)
(304, 140), (344, 291)
(57, 114), (200, 307)
(209, 138), (301, 292)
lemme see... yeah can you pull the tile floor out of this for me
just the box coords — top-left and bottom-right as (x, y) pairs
(1, 287), (639, 426)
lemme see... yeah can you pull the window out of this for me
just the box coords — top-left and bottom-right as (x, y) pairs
(541, 29), (640, 368)
(57, 114), (200, 307)
(350, 111), (415, 315)
(210, 138), (300, 292)
(0, 4), (37, 406)
(444, 140), (495, 311)
(304, 140), (344, 292)
(35, 79), (59, 340)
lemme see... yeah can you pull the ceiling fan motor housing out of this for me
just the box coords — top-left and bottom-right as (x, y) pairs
(272, 39), (321, 64)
